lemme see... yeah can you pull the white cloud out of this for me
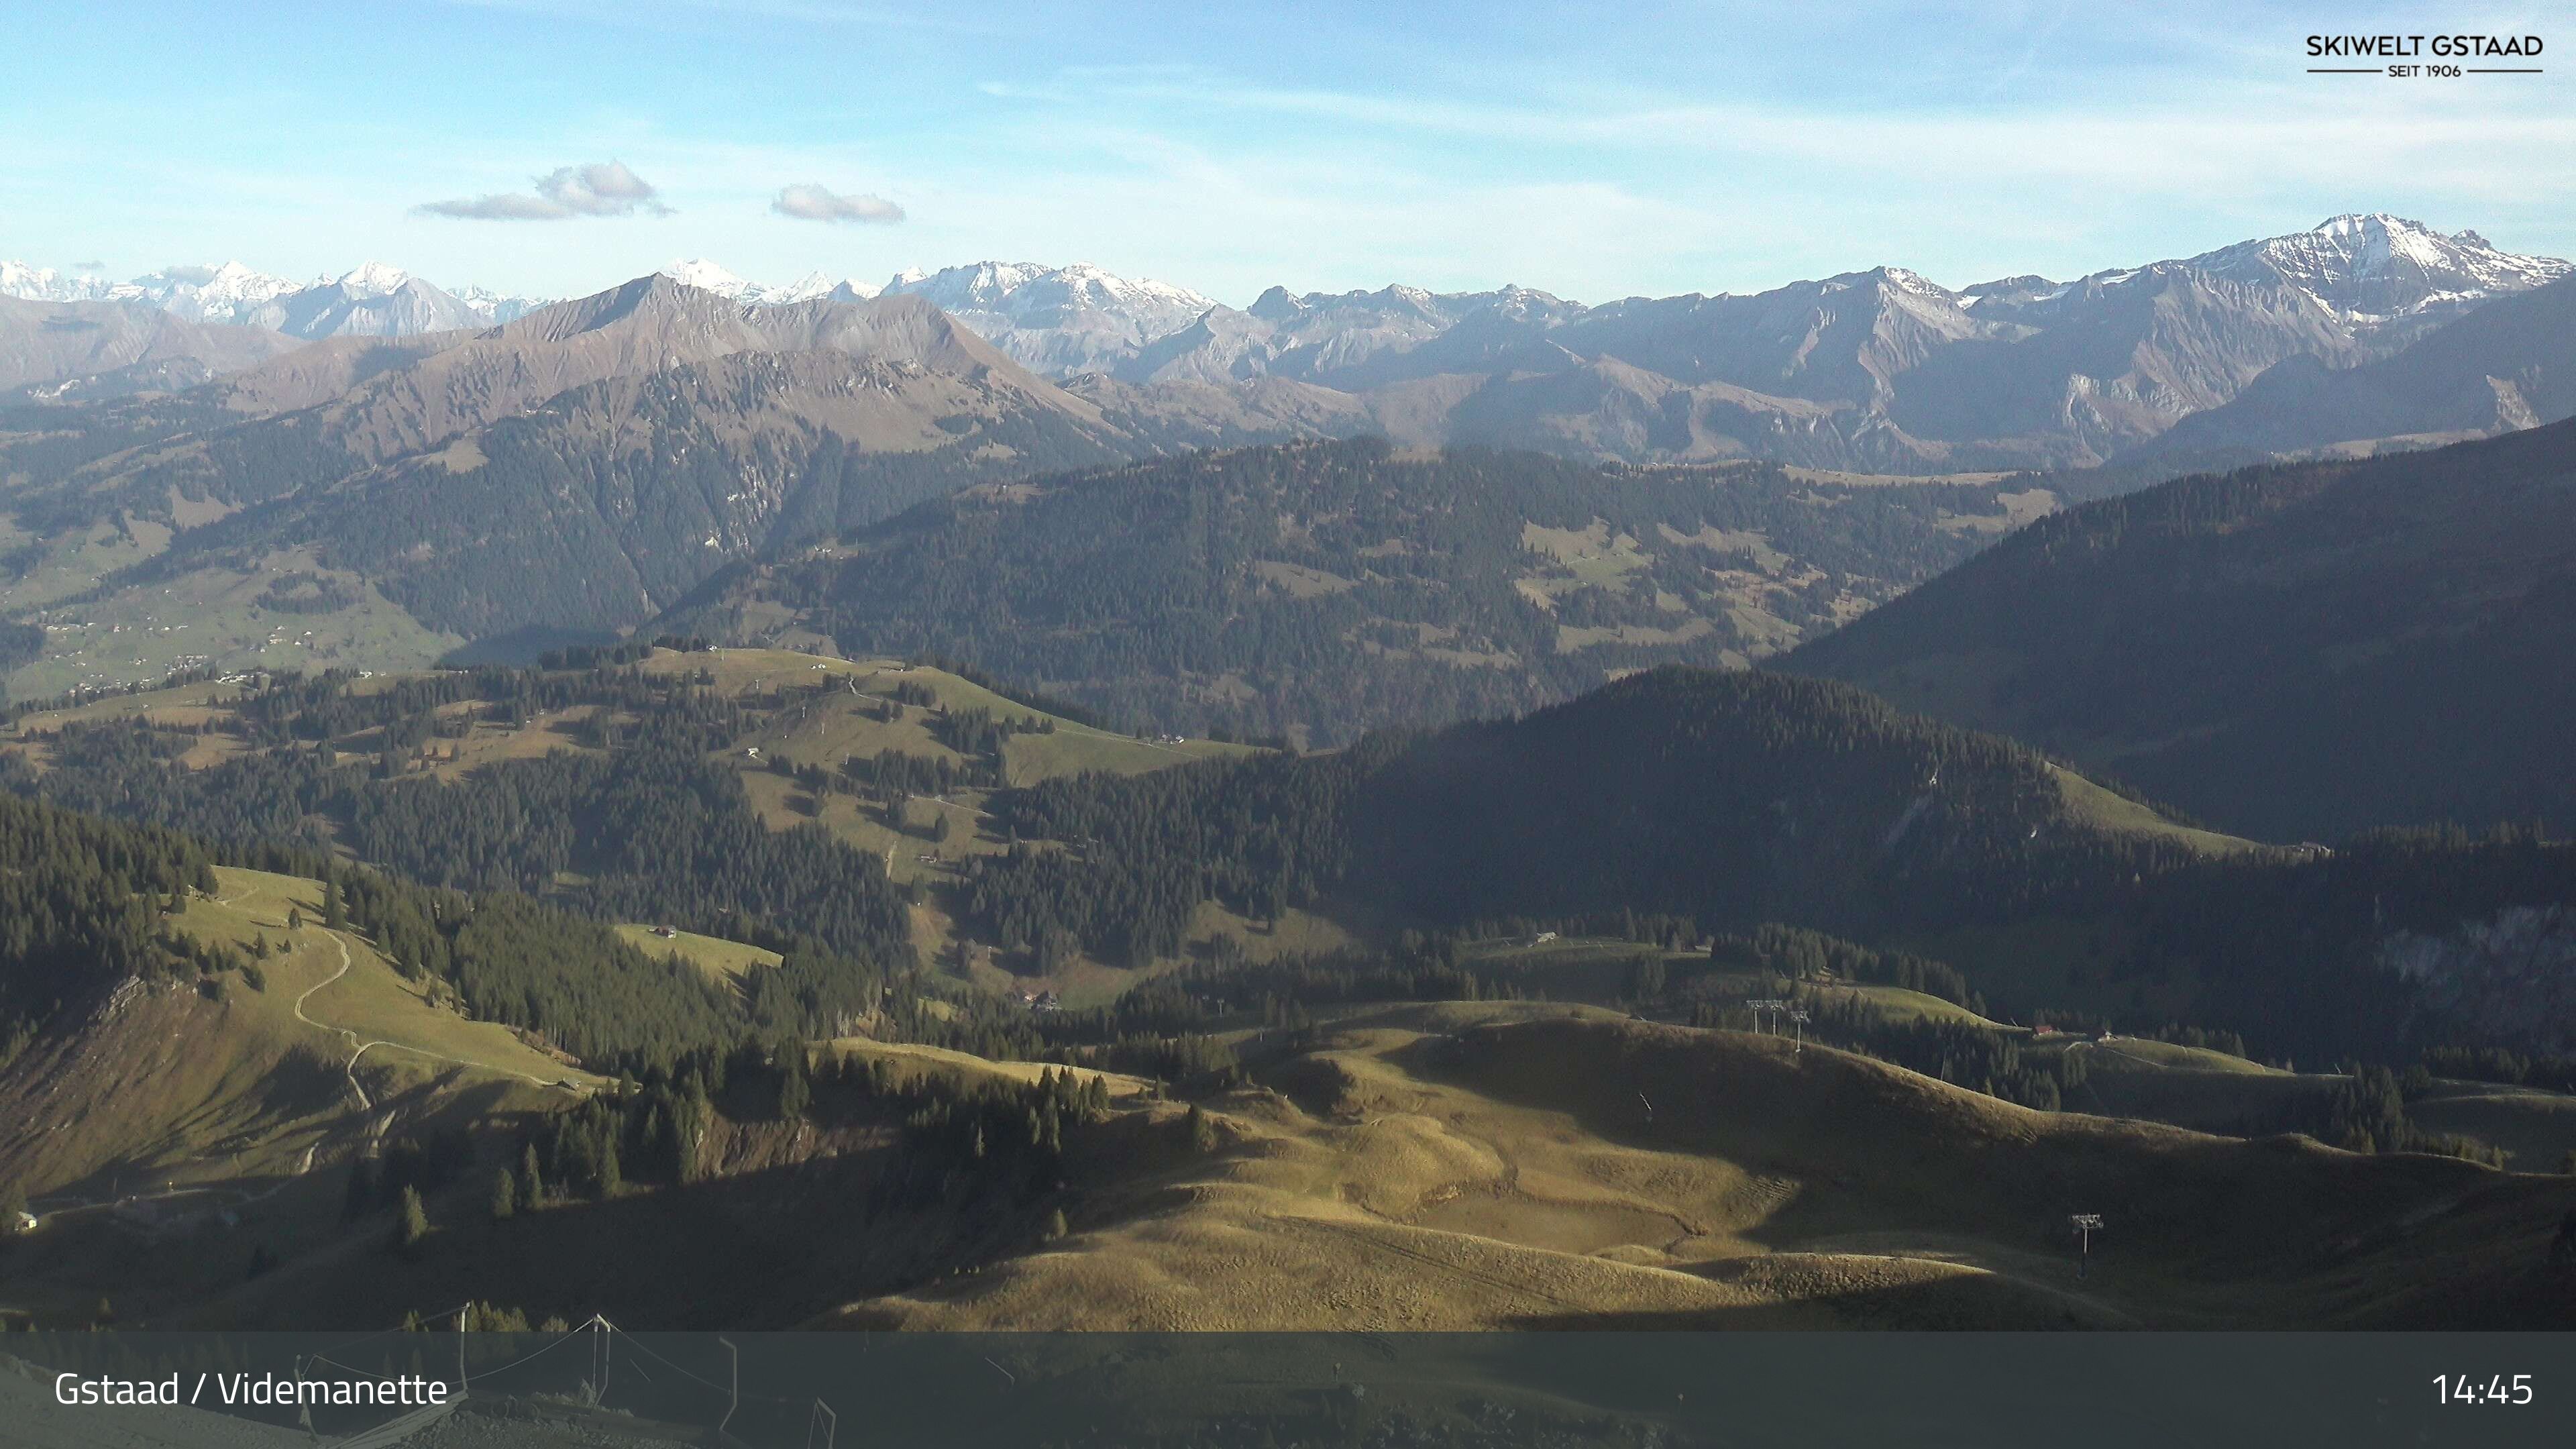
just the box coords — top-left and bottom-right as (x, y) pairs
(772, 183), (904, 224)
(415, 160), (674, 220)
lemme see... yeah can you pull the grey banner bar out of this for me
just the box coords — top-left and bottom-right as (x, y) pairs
(6, 1332), (2571, 1447)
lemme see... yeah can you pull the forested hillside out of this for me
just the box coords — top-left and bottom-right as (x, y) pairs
(1782, 419), (2576, 841)
(666, 437), (2049, 742)
(5, 660), (909, 971)
(0, 791), (224, 1065)
(977, 667), (2206, 956)
(966, 665), (2576, 1063)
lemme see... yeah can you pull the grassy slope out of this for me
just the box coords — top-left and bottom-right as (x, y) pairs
(1461, 934), (2012, 1030)
(0, 867), (599, 1329)
(0, 867), (589, 1199)
(822, 1010), (2575, 1331)
(1461, 935), (2576, 1171)
(614, 924), (783, 985)
(2408, 1081), (2576, 1172)
(2048, 765), (2259, 857)
(650, 649), (1255, 784)
(4, 546), (463, 703)
(14, 980), (2569, 1332)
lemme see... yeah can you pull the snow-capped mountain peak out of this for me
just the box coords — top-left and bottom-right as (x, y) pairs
(166, 260), (301, 305)
(655, 260), (889, 307)
(770, 270), (879, 303)
(883, 260), (1214, 317)
(451, 284), (553, 325)
(2192, 213), (2571, 325)
(332, 260), (413, 298)
(0, 259), (117, 303)
(658, 258), (764, 302)
(875, 260), (1219, 374)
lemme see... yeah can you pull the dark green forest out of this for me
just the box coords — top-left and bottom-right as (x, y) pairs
(973, 667), (2191, 957)
(0, 791), (223, 1068)
(1785, 419), (2576, 842)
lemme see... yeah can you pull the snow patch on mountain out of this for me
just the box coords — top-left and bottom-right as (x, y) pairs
(2186, 213), (2571, 333)
(876, 260), (1220, 374)
(655, 260), (879, 308)
(107, 261), (303, 323)
(0, 260), (118, 303)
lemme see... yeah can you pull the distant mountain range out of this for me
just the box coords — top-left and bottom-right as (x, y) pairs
(4, 212), (2573, 705)
(7, 214), (2566, 471)
(0, 276), (1274, 694)
(0, 259), (551, 338)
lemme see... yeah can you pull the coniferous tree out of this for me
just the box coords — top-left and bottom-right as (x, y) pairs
(392, 1185), (429, 1256)
(777, 1047), (810, 1122)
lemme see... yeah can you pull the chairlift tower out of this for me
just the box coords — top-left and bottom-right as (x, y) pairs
(1786, 1008), (1809, 1053)
(2070, 1213), (2104, 1279)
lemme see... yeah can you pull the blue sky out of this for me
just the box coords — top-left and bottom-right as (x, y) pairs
(3, 1), (2570, 303)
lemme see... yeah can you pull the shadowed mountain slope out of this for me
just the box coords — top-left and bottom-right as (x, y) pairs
(1783, 419), (2576, 841)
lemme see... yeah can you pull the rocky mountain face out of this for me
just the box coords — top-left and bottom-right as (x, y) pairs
(2383, 906), (2576, 1056)
(182, 274), (1077, 462)
(2187, 212), (2570, 340)
(1097, 217), (2566, 474)
(8, 215), (2563, 470)
(11, 275), (1117, 539)
(2123, 273), (2576, 466)
(0, 294), (302, 400)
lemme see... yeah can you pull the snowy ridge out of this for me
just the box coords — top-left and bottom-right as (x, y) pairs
(6, 213), (2565, 374)
(658, 258), (877, 307)
(2185, 213), (2571, 325)
(0, 260), (118, 303)
(875, 260), (1220, 374)
(104, 260), (303, 321)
